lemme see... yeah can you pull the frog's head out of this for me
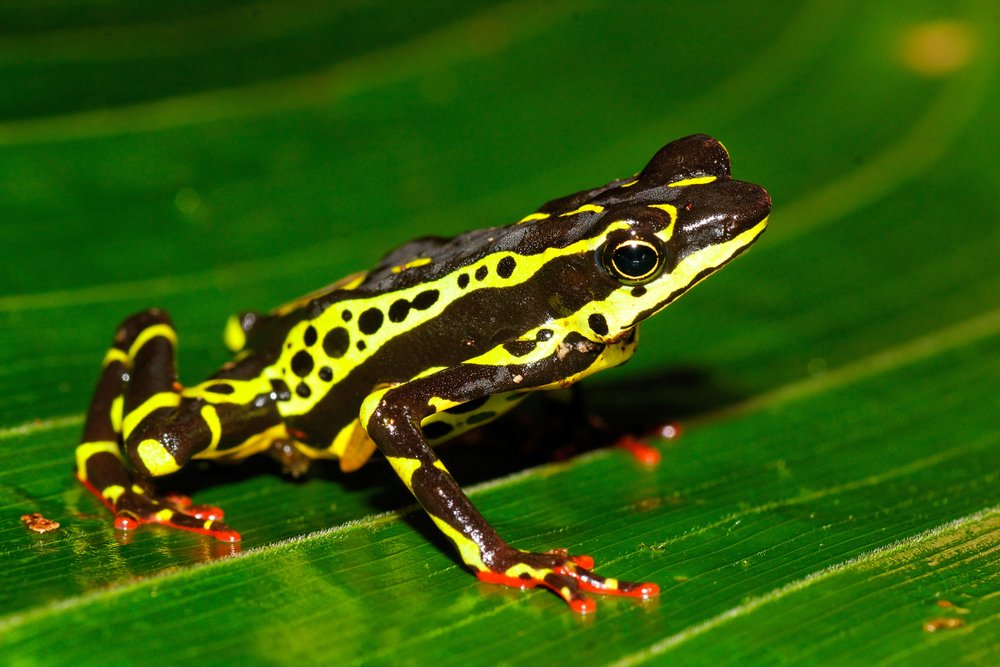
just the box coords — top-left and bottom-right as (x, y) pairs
(572, 134), (770, 340)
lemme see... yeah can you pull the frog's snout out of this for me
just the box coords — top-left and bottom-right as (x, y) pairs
(758, 187), (772, 215)
(733, 183), (771, 234)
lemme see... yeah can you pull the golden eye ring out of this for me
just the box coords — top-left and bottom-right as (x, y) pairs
(603, 238), (663, 285)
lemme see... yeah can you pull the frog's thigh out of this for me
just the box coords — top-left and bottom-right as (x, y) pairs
(111, 311), (214, 477)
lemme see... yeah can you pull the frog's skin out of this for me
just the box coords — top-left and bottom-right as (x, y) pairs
(77, 135), (770, 613)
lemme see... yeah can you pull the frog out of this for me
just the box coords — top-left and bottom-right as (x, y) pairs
(76, 134), (770, 613)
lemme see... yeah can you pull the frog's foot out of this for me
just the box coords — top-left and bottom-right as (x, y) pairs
(614, 423), (682, 466)
(77, 474), (241, 542)
(476, 548), (658, 614)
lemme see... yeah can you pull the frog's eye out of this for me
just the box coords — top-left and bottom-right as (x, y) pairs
(602, 237), (664, 285)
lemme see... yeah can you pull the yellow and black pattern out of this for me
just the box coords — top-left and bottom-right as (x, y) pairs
(76, 135), (770, 610)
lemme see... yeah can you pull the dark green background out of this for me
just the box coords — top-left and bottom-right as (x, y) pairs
(1, 2), (997, 665)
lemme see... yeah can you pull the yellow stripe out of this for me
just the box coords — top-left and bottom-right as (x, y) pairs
(102, 348), (128, 367)
(75, 440), (120, 479)
(200, 405), (222, 452)
(667, 175), (717, 187)
(620, 179), (638, 188)
(195, 423), (291, 462)
(517, 212), (550, 224)
(428, 396), (460, 412)
(110, 395), (124, 434)
(223, 314), (246, 352)
(430, 515), (485, 570)
(504, 561), (544, 579)
(559, 204), (604, 217)
(360, 386), (393, 427)
(182, 378), (270, 405)
(122, 391), (181, 438)
(137, 438), (181, 476)
(127, 323), (177, 362)
(391, 257), (432, 273)
(103, 485), (125, 504)
(276, 222), (629, 420)
(340, 274), (366, 290)
(386, 456), (422, 489)
(647, 203), (678, 241)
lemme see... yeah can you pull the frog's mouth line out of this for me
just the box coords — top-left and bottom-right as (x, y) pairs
(622, 216), (768, 331)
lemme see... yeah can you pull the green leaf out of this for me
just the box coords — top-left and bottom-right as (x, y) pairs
(1, 1), (997, 665)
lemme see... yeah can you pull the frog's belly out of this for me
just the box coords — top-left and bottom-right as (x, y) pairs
(286, 391), (529, 473)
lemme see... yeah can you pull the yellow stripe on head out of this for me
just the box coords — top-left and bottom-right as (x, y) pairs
(667, 175), (717, 187)
(517, 212), (550, 224)
(391, 257), (432, 273)
(559, 204), (604, 217)
(647, 203), (678, 241)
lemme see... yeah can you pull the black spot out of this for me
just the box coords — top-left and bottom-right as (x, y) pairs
(205, 383), (234, 394)
(588, 313), (609, 337)
(423, 421), (454, 440)
(291, 350), (314, 377)
(358, 308), (384, 335)
(475, 266), (488, 281)
(388, 299), (410, 323)
(318, 366), (333, 382)
(444, 396), (490, 414)
(496, 256), (516, 279)
(536, 329), (553, 341)
(412, 290), (439, 310)
(342, 310), (353, 322)
(457, 273), (470, 289)
(631, 286), (647, 297)
(503, 340), (537, 357)
(467, 411), (497, 425)
(296, 383), (312, 398)
(357, 340), (367, 351)
(323, 327), (350, 359)
(270, 379), (291, 401)
(303, 325), (317, 346)
(506, 392), (526, 401)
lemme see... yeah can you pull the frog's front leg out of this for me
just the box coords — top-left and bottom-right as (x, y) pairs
(361, 336), (659, 613)
(76, 309), (257, 542)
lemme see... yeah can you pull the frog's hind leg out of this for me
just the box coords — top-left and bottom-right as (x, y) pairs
(76, 309), (240, 542)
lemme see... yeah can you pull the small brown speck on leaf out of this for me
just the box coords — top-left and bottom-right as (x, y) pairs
(21, 512), (60, 533)
(923, 617), (964, 632)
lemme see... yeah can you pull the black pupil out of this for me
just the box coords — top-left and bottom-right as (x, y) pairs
(613, 242), (658, 279)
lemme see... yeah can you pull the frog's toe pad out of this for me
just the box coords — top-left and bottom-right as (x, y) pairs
(477, 550), (658, 614)
(147, 507), (241, 542)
